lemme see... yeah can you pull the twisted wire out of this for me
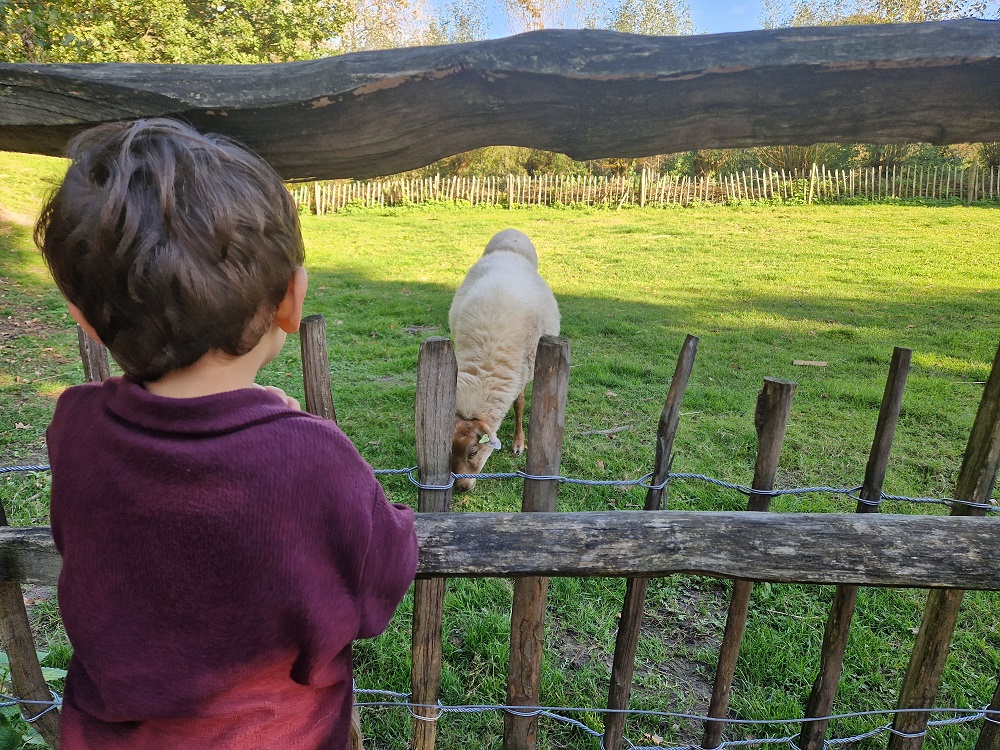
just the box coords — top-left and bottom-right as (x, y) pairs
(3, 462), (996, 512)
(351, 690), (994, 749)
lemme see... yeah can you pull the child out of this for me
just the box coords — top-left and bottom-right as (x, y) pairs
(36, 118), (418, 750)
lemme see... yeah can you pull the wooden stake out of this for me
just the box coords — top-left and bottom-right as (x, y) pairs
(975, 680), (1000, 750)
(76, 325), (110, 382)
(800, 347), (912, 750)
(0, 503), (61, 748)
(968, 154), (980, 205)
(889, 340), (1000, 750)
(504, 336), (571, 750)
(410, 338), (457, 750)
(604, 335), (698, 750)
(702, 378), (797, 750)
(299, 314), (337, 423)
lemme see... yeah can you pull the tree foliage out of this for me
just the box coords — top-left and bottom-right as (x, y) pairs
(756, 0), (998, 176)
(760, 0), (999, 27)
(0, 0), (353, 63)
(338, 0), (486, 51)
(495, 0), (696, 35)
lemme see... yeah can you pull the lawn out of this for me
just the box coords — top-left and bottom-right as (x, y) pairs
(1, 150), (999, 749)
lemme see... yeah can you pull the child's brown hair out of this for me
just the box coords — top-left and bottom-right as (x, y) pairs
(36, 118), (304, 382)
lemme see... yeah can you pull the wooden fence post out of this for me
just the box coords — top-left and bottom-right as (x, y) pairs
(603, 335), (698, 750)
(967, 154), (980, 205)
(410, 337), (457, 750)
(503, 336), (571, 750)
(800, 347), (912, 749)
(976, 681), (1000, 750)
(76, 325), (110, 382)
(889, 340), (1000, 750)
(299, 314), (337, 423)
(0, 504), (61, 748)
(702, 378), (797, 750)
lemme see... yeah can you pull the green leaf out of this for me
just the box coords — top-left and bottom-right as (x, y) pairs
(40, 667), (67, 682)
(0, 726), (22, 750)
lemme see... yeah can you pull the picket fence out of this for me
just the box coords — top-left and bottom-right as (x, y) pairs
(289, 162), (1000, 214)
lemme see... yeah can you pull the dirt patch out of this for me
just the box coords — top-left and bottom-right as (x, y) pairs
(637, 582), (725, 711)
(546, 579), (727, 745)
(0, 207), (34, 228)
(0, 279), (65, 342)
(0, 313), (65, 341)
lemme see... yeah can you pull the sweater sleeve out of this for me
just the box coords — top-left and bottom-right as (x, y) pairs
(354, 480), (418, 639)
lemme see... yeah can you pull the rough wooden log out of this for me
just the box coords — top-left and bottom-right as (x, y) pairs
(2, 512), (1000, 588)
(2, 20), (998, 179)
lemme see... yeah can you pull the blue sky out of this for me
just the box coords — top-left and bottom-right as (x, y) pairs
(688, 1), (764, 33)
(482, 1), (767, 38)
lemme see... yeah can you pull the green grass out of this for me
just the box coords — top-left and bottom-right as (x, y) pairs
(2, 150), (1000, 749)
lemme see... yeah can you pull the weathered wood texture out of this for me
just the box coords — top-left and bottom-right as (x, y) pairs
(2, 20), (998, 179)
(76, 325), (110, 382)
(299, 314), (337, 423)
(891, 341), (1000, 750)
(0, 511), (61, 747)
(2, 512), (999, 588)
(703, 378), (796, 750)
(800, 347), (911, 750)
(410, 337), (457, 750)
(975, 681), (1000, 750)
(505, 336), (571, 750)
(605, 334), (698, 750)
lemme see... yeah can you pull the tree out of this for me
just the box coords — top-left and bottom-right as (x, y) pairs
(758, 0), (998, 175)
(979, 142), (1000, 169)
(338, 0), (486, 51)
(760, 0), (999, 27)
(594, 0), (697, 35)
(754, 143), (851, 172)
(497, 0), (696, 35)
(0, 0), (353, 63)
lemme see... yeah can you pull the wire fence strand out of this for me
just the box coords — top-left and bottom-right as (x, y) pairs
(351, 688), (995, 750)
(2, 463), (997, 513)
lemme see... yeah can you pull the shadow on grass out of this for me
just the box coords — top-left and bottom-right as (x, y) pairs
(3, 221), (998, 501)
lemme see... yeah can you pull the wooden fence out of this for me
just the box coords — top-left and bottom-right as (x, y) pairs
(0, 321), (998, 750)
(289, 162), (1000, 213)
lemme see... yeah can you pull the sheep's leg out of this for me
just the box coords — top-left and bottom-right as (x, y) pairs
(512, 388), (527, 455)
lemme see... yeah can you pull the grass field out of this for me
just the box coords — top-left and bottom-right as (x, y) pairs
(1, 150), (999, 749)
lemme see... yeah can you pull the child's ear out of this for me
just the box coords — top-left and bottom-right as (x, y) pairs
(67, 302), (105, 346)
(275, 266), (308, 334)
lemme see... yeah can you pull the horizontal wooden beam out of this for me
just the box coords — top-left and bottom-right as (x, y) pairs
(2, 510), (998, 589)
(1, 20), (998, 179)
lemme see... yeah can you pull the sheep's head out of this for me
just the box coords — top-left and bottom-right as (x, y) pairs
(451, 417), (501, 492)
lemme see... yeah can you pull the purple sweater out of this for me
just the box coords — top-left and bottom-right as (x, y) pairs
(46, 378), (418, 750)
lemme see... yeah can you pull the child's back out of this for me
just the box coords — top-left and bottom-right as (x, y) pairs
(38, 119), (417, 750)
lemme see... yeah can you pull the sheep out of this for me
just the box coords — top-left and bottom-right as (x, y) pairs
(448, 228), (561, 492)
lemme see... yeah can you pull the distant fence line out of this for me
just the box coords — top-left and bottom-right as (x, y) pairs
(289, 162), (1000, 214)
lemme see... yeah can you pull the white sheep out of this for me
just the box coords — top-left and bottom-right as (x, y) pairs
(448, 228), (561, 492)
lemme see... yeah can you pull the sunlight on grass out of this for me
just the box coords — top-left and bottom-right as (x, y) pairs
(1, 170), (998, 749)
(912, 351), (993, 380)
